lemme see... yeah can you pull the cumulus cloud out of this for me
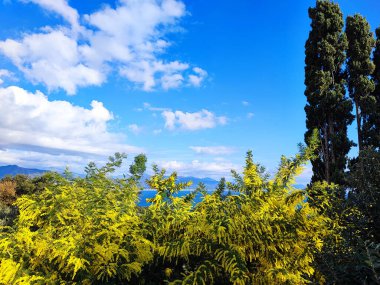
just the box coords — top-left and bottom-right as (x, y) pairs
(0, 0), (207, 94)
(188, 67), (207, 87)
(157, 159), (240, 179)
(0, 86), (142, 165)
(162, 109), (227, 131)
(120, 60), (189, 91)
(190, 146), (235, 155)
(0, 31), (104, 95)
(21, 0), (80, 31)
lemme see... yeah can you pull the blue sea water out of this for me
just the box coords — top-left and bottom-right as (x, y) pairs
(137, 185), (305, 207)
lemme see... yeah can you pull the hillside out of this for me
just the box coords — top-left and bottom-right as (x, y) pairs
(0, 165), (48, 178)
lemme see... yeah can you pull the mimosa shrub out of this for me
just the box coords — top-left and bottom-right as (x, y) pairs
(0, 153), (153, 284)
(0, 137), (336, 284)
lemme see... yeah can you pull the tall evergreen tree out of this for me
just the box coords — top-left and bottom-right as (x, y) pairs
(346, 15), (376, 151)
(366, 27), (380, 150)
(304, 0), (354, 184)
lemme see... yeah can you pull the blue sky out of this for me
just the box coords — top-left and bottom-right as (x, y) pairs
(0, 0), (379, 183)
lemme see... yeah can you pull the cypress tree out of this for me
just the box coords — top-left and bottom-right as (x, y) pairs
(346, 15), (376, 151)
(304, 0), (354, 184)
(366, 27), (380, 150)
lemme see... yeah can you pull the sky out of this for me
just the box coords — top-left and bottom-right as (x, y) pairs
(0, 0), (379, 183)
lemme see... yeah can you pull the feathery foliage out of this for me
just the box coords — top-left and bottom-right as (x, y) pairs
(0, 153), (153, 284)
(0, 134), (338, 284)
(141, 132), (333, 284)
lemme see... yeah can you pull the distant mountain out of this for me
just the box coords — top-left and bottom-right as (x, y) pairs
(0, 165), (48, 178)
(176, 176), (219, 189)
(0, 165), (220, 189)
(0, 165), (304, 190)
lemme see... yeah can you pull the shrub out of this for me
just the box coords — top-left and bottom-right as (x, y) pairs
(0, 138), (337, 284)
(0, 153), (153, 284)
(0, 180), (16, 205)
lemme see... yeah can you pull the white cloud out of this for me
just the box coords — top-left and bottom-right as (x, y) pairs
(161, 73), (184, 90)
(157, 159), (240, 179)
(162, 109), (227, 131)
(119, 60), (189, 91)
(0, 69), (13, 84)
(247, 112), (254, 119)
(0, 31), (104, 95)
(190, 146), (235, 155)
(0, 149), (93, 172)
(188, 67), (207, 87)
(0, 86), (143, 162)
(142, 102), (169, 112)
(162, 110), (177, 129)
(21, 0), (80, 31)
(128, 124), (142, 134)
(0, 0), (207, 94)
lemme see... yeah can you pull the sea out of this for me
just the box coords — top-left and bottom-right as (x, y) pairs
(137, 185), (305, 207)
(138, 190), (228, 207)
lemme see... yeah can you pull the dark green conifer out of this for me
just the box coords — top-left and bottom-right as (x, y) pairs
(346, 15), (376, 151)
(304, 0), (354, 184)
(366, 27), (380, 150)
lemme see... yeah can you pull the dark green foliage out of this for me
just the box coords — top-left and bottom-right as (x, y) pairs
(307, 181), (365, 284)
(25, 172), (65, 194)
(0, 204), (17, 227)
(343, 240), (380, 285)
(358, 241), (380, 284)
(0, 172), (69, 228)
(317, 239), (380, 285)
(348, 148), (380, 243)
(346, 15), (376, 151)
(214, 177), (226, 197)
(366, 28), (380, 151)
(311, 148), (380, 284)
(304, 0), (354, 184)
(85, 152), (127, 180)
(12, 172), (68, 195)
(304, 7), (380, 283)
(7, 175), (35, 196)
(129, 154), (147, 180)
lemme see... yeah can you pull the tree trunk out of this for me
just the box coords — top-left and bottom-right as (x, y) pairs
(355, 99), (366, 185)
(328, 114), (336, 164)
(356, 101), (362, 152)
